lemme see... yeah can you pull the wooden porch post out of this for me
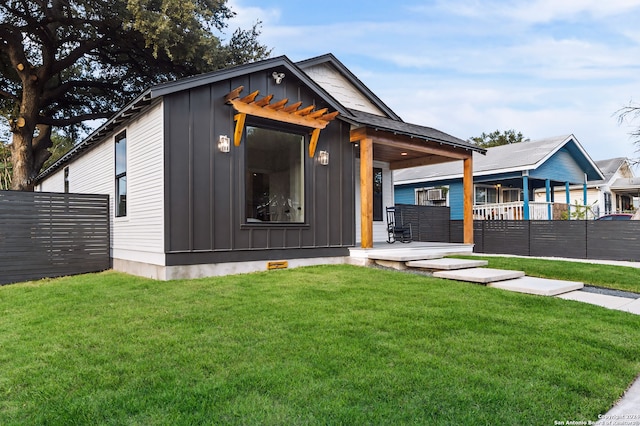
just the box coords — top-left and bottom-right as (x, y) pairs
(360, 138), (374, 248)
(463, 156), (473, 244)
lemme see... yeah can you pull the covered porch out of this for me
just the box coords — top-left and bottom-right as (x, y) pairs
(473, 174), (593, 220)
(346, 110), (485, 248)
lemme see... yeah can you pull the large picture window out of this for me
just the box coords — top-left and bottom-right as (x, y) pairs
(115, 131), (127, 217)
(245, 126), (304, 223)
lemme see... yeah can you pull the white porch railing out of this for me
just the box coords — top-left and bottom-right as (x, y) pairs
(473, 202), (561, 220)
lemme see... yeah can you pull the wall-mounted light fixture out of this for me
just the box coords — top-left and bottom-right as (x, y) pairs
(319, 150), (329, 166)
(218, 135), (230, 153)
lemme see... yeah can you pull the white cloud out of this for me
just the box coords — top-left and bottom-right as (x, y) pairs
(432, 0), (640, 23)
(225, 0), (281, 34)
(227, 0), (640, 161)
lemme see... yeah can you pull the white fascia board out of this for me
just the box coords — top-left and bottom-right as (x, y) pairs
(395, 166), (532, 186)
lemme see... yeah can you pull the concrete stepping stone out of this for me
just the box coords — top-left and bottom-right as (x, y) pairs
(557, 291), (638, 310)
(433, 268), (524, 284)
(620, 298), (640, 315)
(488, 276), (583, 296)
(406, 258), (488, 270)
(368, 251), (445, 262)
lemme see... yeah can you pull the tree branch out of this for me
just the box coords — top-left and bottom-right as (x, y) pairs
(0, 89), (19, 102)
(38, 112), (112, 127)
(41, 79), (121, 105)
(51, 38), (100, 75)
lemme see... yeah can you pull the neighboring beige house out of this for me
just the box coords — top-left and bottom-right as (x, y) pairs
(534, 157), (639, 218)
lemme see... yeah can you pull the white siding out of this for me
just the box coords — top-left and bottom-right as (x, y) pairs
(303, 63), (386, 116)
(37, 100), (165, 265)
(39, 168), (66, 193)
(355, 160), (394, 244)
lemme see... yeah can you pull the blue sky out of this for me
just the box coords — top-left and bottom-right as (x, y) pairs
(226, 0), (640, 162)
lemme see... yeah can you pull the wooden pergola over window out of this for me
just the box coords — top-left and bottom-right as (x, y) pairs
(350, 127), (475, 248)
(225, 86), (339, 158)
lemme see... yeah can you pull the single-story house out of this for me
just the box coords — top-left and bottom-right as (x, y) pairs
(35, 54), (484, 279)
(534, 157), (639, 217)
(393, 134), (604, 220)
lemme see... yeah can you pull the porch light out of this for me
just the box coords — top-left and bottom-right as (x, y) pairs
(319, 150), (329, 166)
(218, 135), (230, 153)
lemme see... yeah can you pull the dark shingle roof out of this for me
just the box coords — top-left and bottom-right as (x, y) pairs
(344, 109), (483, 152)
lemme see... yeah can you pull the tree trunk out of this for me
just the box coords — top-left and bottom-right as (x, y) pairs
(9, 131), (35, 191)
(10, 125), (53, 191)
(9, 75), (51, 191)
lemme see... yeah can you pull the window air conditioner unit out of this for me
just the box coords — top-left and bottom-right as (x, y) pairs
(427, 188), (444, 201)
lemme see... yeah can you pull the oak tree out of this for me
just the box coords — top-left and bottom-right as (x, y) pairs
(0, 0), (270, 190)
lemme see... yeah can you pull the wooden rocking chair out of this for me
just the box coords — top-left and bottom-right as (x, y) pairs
(386, 206), (412, 244)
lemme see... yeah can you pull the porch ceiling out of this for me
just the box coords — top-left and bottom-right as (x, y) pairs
(350, 127), (473, 170)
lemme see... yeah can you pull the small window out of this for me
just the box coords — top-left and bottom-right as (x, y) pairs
(604, 193), (612, 214)
(373, 168), (383, 221)
(474, 185), (497, 205)
(245, 126), (304, 223)
(63, 167), (69, 193)
(502, 188), (522, 203)
(115, 131), (127, 217)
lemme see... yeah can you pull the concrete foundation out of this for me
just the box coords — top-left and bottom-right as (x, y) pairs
(113, 256), (349, 280)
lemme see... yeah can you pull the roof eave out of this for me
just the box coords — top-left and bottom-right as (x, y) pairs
(341, 116), (485, 154)
(35, 89), (153, 183)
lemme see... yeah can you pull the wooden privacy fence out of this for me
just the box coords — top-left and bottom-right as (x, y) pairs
(469, 220), (640, 262)
(395, 204), (640, 262)
(0, 191), (110, 285)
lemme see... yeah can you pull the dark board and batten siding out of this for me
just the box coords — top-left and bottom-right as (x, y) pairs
(0, 191), (110, 285)
(163, 66), (356, 265)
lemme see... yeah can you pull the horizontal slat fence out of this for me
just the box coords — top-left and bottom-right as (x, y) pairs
(394, 204), (451, 242)
(0, 191), (110, 285)
(401, 204), (640, 262)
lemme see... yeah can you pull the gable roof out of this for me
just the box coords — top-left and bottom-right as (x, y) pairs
(36, 56), (353, 182)
(592, 157), (627, 185)
(394, 134), (603, 184)
(297, 53), (401, 121)
(37, 54), (482, 182)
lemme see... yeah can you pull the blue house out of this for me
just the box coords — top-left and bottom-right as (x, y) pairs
(394, 135), (604, 220)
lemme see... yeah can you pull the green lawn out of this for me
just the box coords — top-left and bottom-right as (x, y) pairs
(454, 255), (640, 293)
(1, 265), (639, 425)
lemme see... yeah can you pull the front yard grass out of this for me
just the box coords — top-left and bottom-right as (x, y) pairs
(1, 265), (639, 425)
(454, 255), (640, 293)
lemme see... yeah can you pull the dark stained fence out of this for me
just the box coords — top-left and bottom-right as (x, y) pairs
(530, 221), (586, 259)
(481, 220), (530, 256)
(403, 204), (640, 262)
(394, 204), (451, 242)
(587, 221), (640, 261)
(0, 191), (110, 285)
